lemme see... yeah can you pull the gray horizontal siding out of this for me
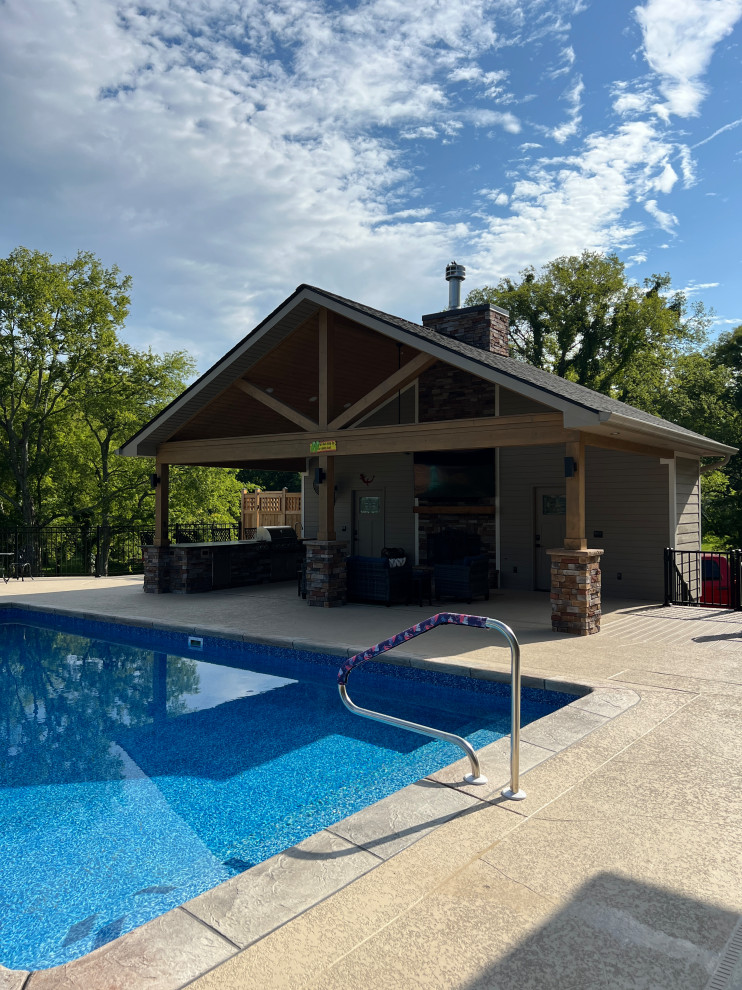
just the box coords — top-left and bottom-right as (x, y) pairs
(586, 449), (669, 601)
(675, 457), (700, 550)
(499, 445), (565, 591)
(302, 453), (414, 556)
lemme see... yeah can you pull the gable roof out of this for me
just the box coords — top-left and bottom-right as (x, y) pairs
(119, 283), (736, 458)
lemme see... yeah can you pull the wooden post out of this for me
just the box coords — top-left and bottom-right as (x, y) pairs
(154, 461), (169, 547)
(318, 308), (333, 429)
(564, 439), (586, 550)
(317, 455), (335, 541)
(280, 488), (287, 525)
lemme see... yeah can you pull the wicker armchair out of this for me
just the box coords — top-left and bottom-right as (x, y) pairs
(433, 554), (489, 603)
(346, 555), (411, 606)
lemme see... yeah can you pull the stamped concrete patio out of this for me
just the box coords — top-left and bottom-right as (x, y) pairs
(1, 576), (741, 990)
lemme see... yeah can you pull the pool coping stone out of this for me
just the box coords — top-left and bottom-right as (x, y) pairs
(0, 601), (639, 990)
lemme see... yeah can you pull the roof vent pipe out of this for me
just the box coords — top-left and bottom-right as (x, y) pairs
(445, 261), (466, 309)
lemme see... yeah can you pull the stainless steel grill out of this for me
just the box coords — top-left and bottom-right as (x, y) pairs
(254, 526), (302, 580)
(254, 526), (300, 545)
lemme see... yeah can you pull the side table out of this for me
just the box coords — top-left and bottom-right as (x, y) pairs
(407, 565), (433, 607)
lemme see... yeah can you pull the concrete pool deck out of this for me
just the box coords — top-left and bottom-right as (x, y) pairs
(1, 576), (741, 989)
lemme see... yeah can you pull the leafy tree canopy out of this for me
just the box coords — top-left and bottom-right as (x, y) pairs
(0, 246), (247, 542)
(0, 247), (131, 525)
(466, 251), (711, 398)
(236, 468), (302, 492)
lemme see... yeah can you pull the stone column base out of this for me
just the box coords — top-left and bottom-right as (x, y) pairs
(547, 548), (604, 635)
(304, 541), (348, 607)
(143, 545), (172, 594)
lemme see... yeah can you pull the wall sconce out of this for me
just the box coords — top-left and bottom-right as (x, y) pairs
(150, 473), (160, 488)
(564, 457), (577, 478)
(314, 467), (326, 487)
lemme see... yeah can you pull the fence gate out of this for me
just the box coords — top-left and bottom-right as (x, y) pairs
(664, 548), (742, 610)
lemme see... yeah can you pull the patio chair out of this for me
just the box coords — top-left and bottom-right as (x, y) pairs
(347, 554), (411, 606)
(433, 554), (489, 604)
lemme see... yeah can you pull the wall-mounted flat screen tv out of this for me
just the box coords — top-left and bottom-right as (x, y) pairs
(414, 449), (495, 500)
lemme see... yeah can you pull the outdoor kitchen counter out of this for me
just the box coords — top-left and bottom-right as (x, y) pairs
(167, 540), (272, 594)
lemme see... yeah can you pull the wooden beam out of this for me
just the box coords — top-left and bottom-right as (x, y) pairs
(318, 308), (330, 429)
(154, 461), (169, 547)
(159, 413), (578, 465)
(583, 432), (674, 460)
(564, 439), (586, 550)
(327, 353), (436, 430)
(234, 380), (318, 432)
(317, 454), (335, 540)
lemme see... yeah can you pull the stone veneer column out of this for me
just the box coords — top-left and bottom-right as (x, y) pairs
(547, 548), (604, 635)
(304, 541), (348, 607)
(143, 545), (173, 594)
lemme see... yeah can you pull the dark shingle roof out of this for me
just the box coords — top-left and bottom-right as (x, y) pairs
(120, 281), (736, 457)
(303, 284), (732, 450)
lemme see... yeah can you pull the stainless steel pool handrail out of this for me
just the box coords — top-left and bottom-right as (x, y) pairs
(339, 681), (487, 783)
(337, 612), (526, 799)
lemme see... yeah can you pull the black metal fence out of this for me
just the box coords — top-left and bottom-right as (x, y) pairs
(664, 548), (742, 610)
(0, 522), (242, 578)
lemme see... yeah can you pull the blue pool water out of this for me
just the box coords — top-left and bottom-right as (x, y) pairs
(0, 608), (575, 970)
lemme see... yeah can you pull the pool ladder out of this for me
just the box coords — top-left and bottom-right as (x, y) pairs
(337, 612), (526, 800)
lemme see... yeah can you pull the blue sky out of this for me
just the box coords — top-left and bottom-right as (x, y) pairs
(1, 0), (741, 372)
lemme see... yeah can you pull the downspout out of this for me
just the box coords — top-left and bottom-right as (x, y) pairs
(700, 454), (731, 475)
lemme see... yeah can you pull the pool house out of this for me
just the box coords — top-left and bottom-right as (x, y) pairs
(119, 268), (735, 634)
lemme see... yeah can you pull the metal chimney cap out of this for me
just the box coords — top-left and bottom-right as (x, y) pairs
(445, 261), (466, 282)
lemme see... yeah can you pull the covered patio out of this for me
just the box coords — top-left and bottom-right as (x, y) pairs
(119, 276), (735, 634)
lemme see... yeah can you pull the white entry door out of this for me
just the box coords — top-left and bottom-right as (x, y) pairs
(353, 490), (385, 556)
(535, 487), (566, 590)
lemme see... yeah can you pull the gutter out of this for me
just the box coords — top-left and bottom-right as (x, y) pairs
(605, 412), (738, 459)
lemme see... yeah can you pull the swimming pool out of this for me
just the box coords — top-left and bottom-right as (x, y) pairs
(0, 607), (575, 970)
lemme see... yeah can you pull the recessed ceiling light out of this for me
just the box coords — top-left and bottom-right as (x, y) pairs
(309, 396), (318, 402)
(343, 402), (351, 408)
(265, 387), (274, 394)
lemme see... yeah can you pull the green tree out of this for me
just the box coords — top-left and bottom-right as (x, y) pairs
(169, 466), (245, 525)
(0, 247), (130, 525)
(63, 342), (195, 571)
(235, 468), (301, 492)
(466, 251), (710, 397)
(702, 325), (742, 546)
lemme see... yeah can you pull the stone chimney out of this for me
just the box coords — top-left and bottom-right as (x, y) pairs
(421, 262), (509, 357)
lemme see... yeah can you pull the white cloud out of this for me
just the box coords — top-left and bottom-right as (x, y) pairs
(465, 109), (522, 133)
(628, 253), (648, 264)
(678, 280), (720, 294)
(677, 145), (697, 187)
(644, 199), (678, 231)
(547, 45), (576, 78)
(400, 126), (438, 140)
(479, 188), (510, 205)
(611, 82), (654, 117)
(471, 121), (677, 273)
(651, 162), (678, 193)
(635, 0), (742, 117)
(0, 0), (737, 368)
(548, 74), (583, 143)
